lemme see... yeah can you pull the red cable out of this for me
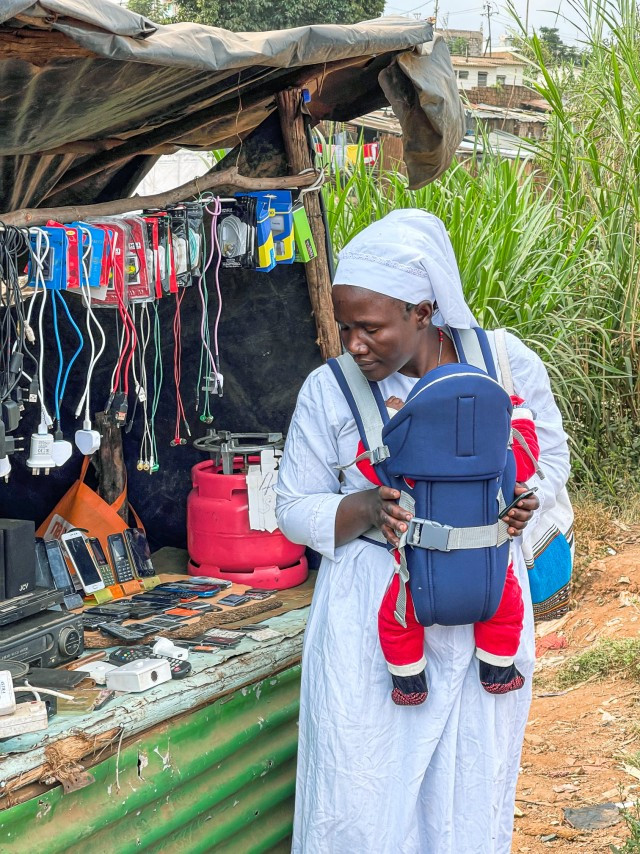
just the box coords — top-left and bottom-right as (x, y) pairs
(173, 290), (187, 443)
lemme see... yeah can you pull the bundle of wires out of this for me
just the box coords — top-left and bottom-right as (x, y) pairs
(0, 225), (29, 410)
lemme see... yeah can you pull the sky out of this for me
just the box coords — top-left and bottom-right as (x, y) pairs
(383, 0), (583, 47)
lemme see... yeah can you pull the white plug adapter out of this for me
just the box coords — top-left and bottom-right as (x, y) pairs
(75, 421), (101, 456)
(26, 428), (56, 475)
(0, 671), (16, 716)
(0, 456), (10, 483)
(51, 437), (73, 467)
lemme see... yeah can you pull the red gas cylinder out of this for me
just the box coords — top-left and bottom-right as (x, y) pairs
(187, 456), (308, 589)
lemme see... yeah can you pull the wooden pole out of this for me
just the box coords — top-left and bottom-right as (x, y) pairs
(94, 412), (128, 523)
(0, 166), (316, 228)
(276, 89), (341, 361)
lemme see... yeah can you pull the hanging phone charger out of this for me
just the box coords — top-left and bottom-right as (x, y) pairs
(75, 421), (101, 455)
(51, 433), (73, 467)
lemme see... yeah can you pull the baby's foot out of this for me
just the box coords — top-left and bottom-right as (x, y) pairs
(479, 660), (525, 695)
(391, 670), (428, 706)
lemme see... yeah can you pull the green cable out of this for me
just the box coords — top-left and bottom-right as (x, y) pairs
(150, 302), (163, 472)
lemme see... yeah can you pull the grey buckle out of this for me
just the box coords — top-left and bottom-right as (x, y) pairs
(370, 445), (390, 464)
(407, 518), (452, 552)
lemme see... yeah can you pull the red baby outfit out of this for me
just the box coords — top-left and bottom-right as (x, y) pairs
(358, 395), (538, 703)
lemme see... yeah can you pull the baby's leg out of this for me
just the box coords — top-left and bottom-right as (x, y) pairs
(474, 563), (526, 694)
(378, 573), (428, 705)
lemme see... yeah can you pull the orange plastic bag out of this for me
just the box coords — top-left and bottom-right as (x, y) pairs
(36, 456), (140, 555)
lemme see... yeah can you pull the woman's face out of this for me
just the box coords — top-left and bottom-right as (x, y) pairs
(332, 285), (432, 381)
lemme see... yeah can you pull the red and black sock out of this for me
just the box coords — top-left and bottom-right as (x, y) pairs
(390, 671), (428, 706)
(479, 660), (525, 695)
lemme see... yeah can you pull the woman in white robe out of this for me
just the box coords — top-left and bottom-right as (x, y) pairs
(275, 210), (571, 854)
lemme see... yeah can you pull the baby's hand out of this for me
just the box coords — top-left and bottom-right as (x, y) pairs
(385, 396), (404, 411)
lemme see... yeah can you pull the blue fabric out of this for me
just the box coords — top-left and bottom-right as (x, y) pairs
(528, 532), (572, 605)
(330, 327), (517, 629)
(382, 363), (515, 626)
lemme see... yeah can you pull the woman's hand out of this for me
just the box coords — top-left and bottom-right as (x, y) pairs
(334, 486), (413, 549)
(502, 483), (540, 537)
(366, 485), (413, 547)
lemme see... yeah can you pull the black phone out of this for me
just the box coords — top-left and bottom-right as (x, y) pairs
(123, 528), (155, 578)
(88, 537), (115, 587)
(107, 533), (137, 583)
(501, 487), (538, 518)
(44, 540), (76, 595)
(34, 537), (55, 589)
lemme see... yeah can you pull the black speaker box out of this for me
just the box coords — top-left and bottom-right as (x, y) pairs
(0, 519), (35, 599)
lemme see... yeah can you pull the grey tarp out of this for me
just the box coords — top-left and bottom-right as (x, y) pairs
(0, 0), (464, 210)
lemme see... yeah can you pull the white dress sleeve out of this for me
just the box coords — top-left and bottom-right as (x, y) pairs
(275, 367), (348, 561)
(503, 331), (571, 529)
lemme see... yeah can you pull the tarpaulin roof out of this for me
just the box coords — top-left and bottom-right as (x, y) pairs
(0, 0), (464, 210)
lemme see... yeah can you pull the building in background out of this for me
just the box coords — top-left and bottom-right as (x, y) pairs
(451, 51), (528, 90)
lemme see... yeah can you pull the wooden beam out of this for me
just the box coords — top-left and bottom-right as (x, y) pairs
(0, 165), (316, 227)
(276, 89), (341, 361)
(94, 412), (128, 523)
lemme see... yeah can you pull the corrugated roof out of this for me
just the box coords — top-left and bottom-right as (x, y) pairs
(451, 54), (526, 67)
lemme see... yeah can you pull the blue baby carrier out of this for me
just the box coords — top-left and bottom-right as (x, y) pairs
(328, 327), (517, 628)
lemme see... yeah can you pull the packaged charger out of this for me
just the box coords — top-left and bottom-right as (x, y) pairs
(218, 197), (256, 269)
(169, 208), (192, 287)
(266, 191), (295, 264)
(70, 222), (107, 291)
(45, 222), (81, 290)
(293, 204), (317, 263)
(123, 216), (153, 302)
(27, 226), (68, 290)
(245, 192), (276, 272)
(88, 220), (130, 308)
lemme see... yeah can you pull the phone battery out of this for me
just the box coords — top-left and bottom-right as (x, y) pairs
(203, 628), (244, 640)
(248, 628), (282, 642)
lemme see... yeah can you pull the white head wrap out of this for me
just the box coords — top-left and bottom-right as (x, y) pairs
(333, 209), (478, 329)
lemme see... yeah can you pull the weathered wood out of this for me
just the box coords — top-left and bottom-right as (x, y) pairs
(94, 411), (128, 522)
(276, 89), (341, 361)
(0, 608), (307, 801)
(0, 166), (316, 228)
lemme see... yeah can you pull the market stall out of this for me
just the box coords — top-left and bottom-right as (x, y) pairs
(0, 2), (464, 849)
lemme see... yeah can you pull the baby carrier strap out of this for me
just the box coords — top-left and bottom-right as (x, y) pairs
(449, 326), (498, 379)
(493, 328), (545, 480)
(327, 353), (390, 470)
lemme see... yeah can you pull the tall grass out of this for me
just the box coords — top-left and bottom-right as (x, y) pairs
(322, 0), (640, 491)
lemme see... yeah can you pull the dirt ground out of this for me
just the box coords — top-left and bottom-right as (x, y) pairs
(512, 521), (640, 853)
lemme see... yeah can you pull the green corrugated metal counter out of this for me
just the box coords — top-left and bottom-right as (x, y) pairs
(0, 608), (307, 853)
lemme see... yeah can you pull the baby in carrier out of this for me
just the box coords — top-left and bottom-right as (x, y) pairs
(357, 395), (540, 706)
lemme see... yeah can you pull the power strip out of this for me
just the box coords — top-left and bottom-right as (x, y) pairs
(0, 670), (16, 716)
(0, 701), (48, 738)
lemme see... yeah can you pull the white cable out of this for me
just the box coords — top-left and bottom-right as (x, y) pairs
(25, 228), (52, 427)
(36, 270), (51, 429)
(15, 684), (75, 700)
(75, 226), (106, 420)
(138, 304), (152, 468)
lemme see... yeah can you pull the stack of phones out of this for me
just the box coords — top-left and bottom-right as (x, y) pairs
(35, 527), (156, 600)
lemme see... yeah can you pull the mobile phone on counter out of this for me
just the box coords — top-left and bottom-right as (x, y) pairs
(107, 533), (137, 583)
(88, 537), (115, 586)
(217, 593), (250, 607)
(45, 540), (76, 595)
(35, 537), (55, 589)
(124, 528), (155, 578)
(61, 531), (106, 595)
